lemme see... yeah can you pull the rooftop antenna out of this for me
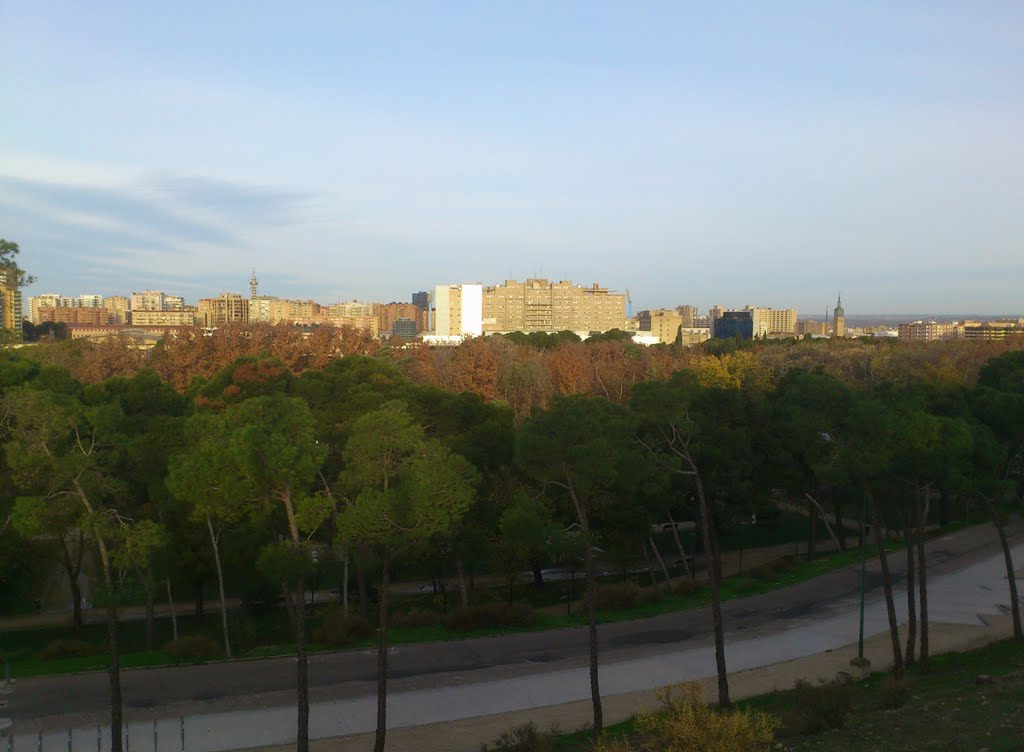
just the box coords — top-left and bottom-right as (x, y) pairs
(249, 267), (259, 300)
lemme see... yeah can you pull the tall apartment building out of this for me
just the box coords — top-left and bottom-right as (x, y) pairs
(0, 270), (22, 334)
(637, 305), (707, 344)
(638, 309), (685, 345)
(131, 290), (165, 311)
(249, 295), (278, 323)
(131, 308), (198, 327)
(197, 293), (249, 327)
(27, 294), (62, 324)
(104, 296), (131, 325)
(433, 284), (483, 338)
(412, 291), (429, 310)
(37, 306), (107, 326)
(480, 279), (625, 334)
(164, 295), (185, 310)
(378, 303), (422, 336)
(748, 307), (798, 337)
(325, 302), (379, 335)
(961, 320), (1024, 341)
(266, 299), (321, 325)
(709, 305), (797, 338)
(798, 320), (829, 336)
(897, 321), (961, 341)
(714, 310), (755, 340)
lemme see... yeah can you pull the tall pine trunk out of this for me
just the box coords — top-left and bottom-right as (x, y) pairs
(582, 529), (603, 733)
(666, 511), (693, 580)
(990, 505), (1022, 640)
(833, 500), (847, 551)
(106, 598), (123, 752)
(295, 578), (309, 752)
(696, 474), (730, 707)
(61, 537), (83, 634)
(144, 568), (155, 652)
(374, 566), (391, 752)
(869, 490), (903, 677)
(902, 517), (916, 666)
(649, 535), (672, 588)
(807, 498), (817, 561)
(166, 576), (178, 641)
(206, 515), (232, 658)
(915, 488), (930, 671)
(455, 556), (469, 608)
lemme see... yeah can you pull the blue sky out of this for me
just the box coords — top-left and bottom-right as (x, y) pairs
(2, 1), (1022, 314)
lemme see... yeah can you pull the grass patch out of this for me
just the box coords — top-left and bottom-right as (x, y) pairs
(742, 639), (1024, 751)
(549, 639), (1024, 752)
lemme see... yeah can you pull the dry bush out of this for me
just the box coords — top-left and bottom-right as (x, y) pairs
(623, 682), (779, 752)
(479, 721), (559, 752)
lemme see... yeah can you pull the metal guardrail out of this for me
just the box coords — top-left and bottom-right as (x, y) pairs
(2, 718), (184, 752)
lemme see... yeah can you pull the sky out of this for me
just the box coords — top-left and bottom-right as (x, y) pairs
(2, 1), (1022, 315)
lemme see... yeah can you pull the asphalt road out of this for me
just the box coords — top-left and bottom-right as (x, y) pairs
(8, 520), (1019, 728)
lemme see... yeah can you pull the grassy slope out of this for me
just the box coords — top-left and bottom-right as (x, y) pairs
(552, 639), (1024, 751)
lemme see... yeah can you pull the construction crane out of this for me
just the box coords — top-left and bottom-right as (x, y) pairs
(626, 288), (633, 318)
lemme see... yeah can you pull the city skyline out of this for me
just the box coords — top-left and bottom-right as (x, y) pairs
(3, 3), (1023, 313)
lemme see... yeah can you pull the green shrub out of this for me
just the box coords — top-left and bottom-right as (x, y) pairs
(162, 636), (221, 663)
(877, 676), (913, 709)
(447, 603), (534, 631)
(480, 721), (558, 752)
(391, 607), (445, 629)
(785, 676), (855, 735)
(313, 609), (374, 646)
(39, 639), (99, 660)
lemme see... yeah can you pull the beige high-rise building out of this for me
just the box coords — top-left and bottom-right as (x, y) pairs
(747, 306), (798, 337)
(197, 293), (249, 327)
(0, 270), (23, 334)
(131, 308), (198, 327)
(433, 284), (483, 338)
(480, 279), (625, 334)
(265, 299), (321, 325)
(132, 290), (170, 311)
(104, 296), (130, 325)
(28, 293), (62, 324)
(638, 309), (685, 345)
(378, 302), (422, 336)
(325, 302), (378, 335)
(798, 320), (829, 336)
(897, 321), (961, 341)
(249, 296), (278, 323)
(709, 305), (797, 338)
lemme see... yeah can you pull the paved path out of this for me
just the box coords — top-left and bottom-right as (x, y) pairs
(3, 522), (1021, 752)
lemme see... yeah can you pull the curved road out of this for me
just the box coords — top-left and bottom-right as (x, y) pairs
(7, 521), (1021, 732)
